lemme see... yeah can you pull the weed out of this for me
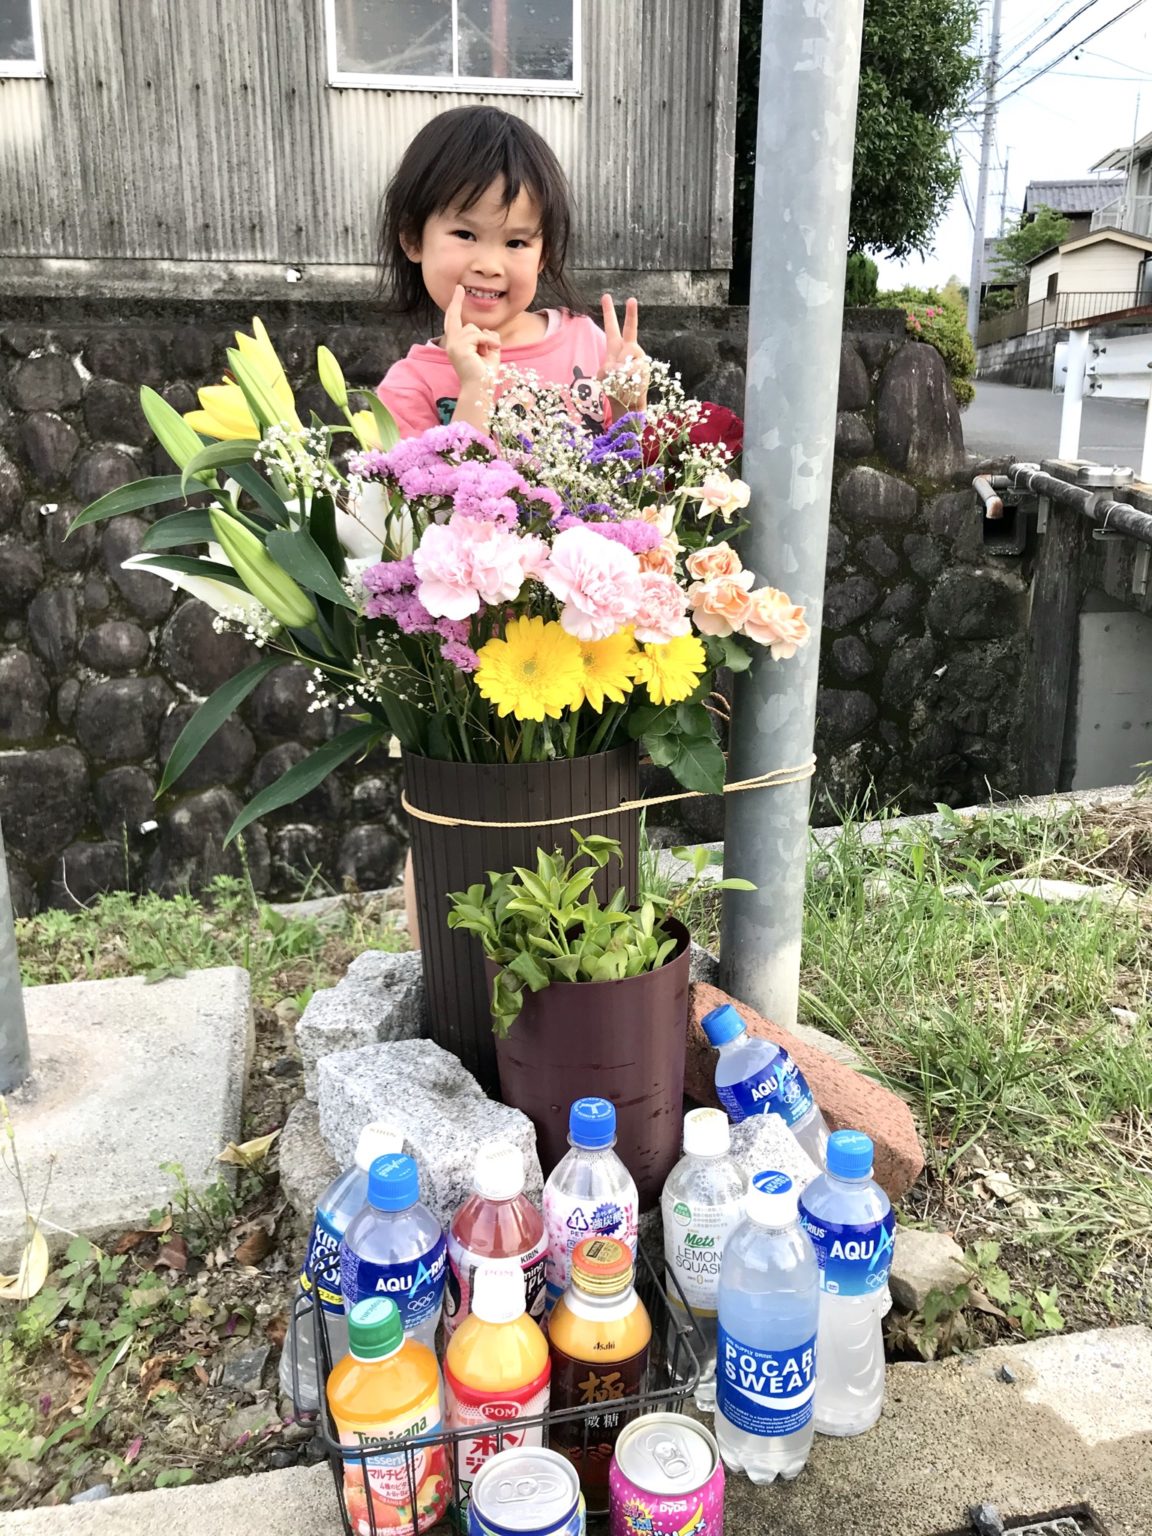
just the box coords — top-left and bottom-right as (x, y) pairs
(889, 1239), (1066, 1360)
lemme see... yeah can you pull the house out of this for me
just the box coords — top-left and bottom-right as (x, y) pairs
(1021, 177), (1126, 241)
(1024, 229), (1152, 323)
(0, 0), (738, 303)
(1090, 131), (1152, 240)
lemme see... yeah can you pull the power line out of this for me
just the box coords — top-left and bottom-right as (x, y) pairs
(998, 0), (1080, 68)
(992, 0), (1109, 94)
(998, 0), (1150, 102)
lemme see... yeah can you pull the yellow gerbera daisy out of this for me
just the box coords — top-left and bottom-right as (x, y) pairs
(184, 318), (302, 440)
(633, 633), (708, 706)
(571, 632), (639, 714)
(474, 616), (583, 722)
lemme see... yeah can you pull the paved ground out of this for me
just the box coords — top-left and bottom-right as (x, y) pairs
(966, 380), (1149, 465)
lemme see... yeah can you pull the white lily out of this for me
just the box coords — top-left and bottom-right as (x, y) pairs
(121, 552), (270, 625)
(336, 482), (412, 562)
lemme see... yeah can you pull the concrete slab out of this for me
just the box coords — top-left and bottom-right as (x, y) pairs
(2, 969), (251, 1266)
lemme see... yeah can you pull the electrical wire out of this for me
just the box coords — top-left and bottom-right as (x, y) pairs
(986, 0), (1109, 96)
(997, 0), (1081, 69)
(998, 0), (1150, 102)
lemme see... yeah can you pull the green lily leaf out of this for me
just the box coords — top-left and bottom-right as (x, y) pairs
(157, 656), (282, 795)
(69, 476), (190, 533)
(265, 529), (356, 610)
(140, 509), (218, 551)
(180, 439), (258, 494)
(224, 723), (380, 845)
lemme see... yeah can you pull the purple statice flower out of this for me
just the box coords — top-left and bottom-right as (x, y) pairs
(452, 460), (528, 526)
(362, 556), (416, 595)
(588, 414), (645, 467)
(441, 639), (481, 673)
(436, 618), (472, 645)
(583, 518), (663, 553)
(364, 588), (437, 633)
(347, 448), (390, 481)
(522, 484), (564, 521)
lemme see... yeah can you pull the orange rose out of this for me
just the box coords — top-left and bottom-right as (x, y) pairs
(689, 576), (753, 637)
(639, 541), (679, 576)
(742, 586), (810, 659)
(685, 542), (748, 584)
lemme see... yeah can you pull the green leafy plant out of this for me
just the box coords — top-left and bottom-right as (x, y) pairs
(891, 1239), (1065, 1360)
(447, 832), (752, 1034)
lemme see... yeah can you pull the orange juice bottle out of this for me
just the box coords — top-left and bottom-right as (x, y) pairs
(327, 1296), (449, 1536)
(547, 1236), (652, 1514)
(445, 1261), (551, 1527)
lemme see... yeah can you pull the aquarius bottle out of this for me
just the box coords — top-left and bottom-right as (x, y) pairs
(341, 1154), (447, 1350)
(661, 1107), (748, 1412)
(799, 1129), (894, 1437)
(716, 1170), (820, 1483)
(327, 1296), (449, 1536)
(445, 1140), (547, 1336)
(543, 1098), (639, 1316)
(444, 1261), (551, 1526)
(701, 1002), (830, 1169)
(279, 1121), (403, 1411)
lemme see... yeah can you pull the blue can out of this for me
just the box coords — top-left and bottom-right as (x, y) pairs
(468, 1448), (585, 1536)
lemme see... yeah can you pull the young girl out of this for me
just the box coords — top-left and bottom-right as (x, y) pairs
(376, 105), (648, 438)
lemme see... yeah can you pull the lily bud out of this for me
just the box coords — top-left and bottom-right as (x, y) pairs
(209, 509), (316, 630)
(317, 346), (349, 411)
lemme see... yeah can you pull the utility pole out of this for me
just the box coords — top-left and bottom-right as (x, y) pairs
(999, 148), (1011, 235)
(967, 0), (1005, 343)
(718, 0), (865, 1028)
(0, 820), (30, 1094)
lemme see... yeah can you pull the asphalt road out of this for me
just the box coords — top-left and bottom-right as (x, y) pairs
(964, 380), (1149, 466)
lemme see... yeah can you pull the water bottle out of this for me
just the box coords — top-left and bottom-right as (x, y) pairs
(661, 1108), (747, 1412)
(716, 1170), (820, 1483)
(701, 1003), (829, 1169)
(279, 1121), (403, 1411)
(799, 1130), (894, 1437)
(340, 1154), (448, 1350)
(543, 1098), (639, 1316)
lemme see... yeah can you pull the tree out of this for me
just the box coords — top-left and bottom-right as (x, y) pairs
(845, 252), (879, 306)
(731, 0), (981, 299)
(991, 206), (1070, 288)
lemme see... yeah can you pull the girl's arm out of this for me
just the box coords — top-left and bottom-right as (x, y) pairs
(443, 285), (500, 434)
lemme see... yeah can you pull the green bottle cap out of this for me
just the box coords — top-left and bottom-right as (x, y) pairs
(347, 1296), (404, 1360)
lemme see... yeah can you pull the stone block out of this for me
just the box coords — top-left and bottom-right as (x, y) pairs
(817, 687), (878, 746)
(55, 678), (81, 728)
(252, 743), (343, 822)
(102, 517), (176, 624)
(835, 411), (873, 458)
(0, 651), (50, 741)
(83, 329), (168, 386)
(278, 1098), (340, 1220)
(837, 342), (871, 412)
(83, 378), (151, 447)
(0, 968), (252, 1267)
(689, 940), (720, 986)
(928, 487), (991, 563)
(27, 586), (80, 674)
(729, 1113), (820, 1193)
(95, 766), (157, 839)
(159, 598), (261, 694)
(927, 569), (1025, 641)
(903, 533), (945, 582)
(80, 619), (151, 674)
(159, 704), (255, 789)
(47, 841), (131, 908)
(858, 534), (898, 578)
(883, 637), (940, 711)
(825, 522), (847, 572)
(247, 662), (336, 745)
(338, 825), (402, 893)
(875, 342), (965, 480)
(317, 1037), (544, 1229)
(0, 444), (21, 528)
(270, 825), (332, 893)
(694, 361), (746, 415)
(822, 574), (879, 630)
(7, 352), (83, 412)
(75, 676), (174, 764)
(20, 412), (80, 484)
(837, 464), (919, 528)
(685, 981), (924, 1200)
(148, 786), (270, 897)
(878, 581), (922, 623)
(70, 447), (142, 507)
(831, 635), (873, 681)
(297, 948), (425, 1097)
(888, 1227), (968, 1313)
(0, 542), (44, 617)
(44, 504), (97, 572)
(351, 776), (401, 822)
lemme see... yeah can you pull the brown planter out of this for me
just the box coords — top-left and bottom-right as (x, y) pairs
(403, 746), (640, 1096)
(489, 919), (691, 1210)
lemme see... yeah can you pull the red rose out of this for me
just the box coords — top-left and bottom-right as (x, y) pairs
(640, 403), (744, 467)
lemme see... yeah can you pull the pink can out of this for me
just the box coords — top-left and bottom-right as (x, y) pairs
(608, 1415), (724, 1536)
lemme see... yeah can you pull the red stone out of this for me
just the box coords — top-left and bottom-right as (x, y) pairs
(686, 981), (925, 1201)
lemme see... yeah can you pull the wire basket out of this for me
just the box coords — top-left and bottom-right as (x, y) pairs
(294, 1243), (702, 1535)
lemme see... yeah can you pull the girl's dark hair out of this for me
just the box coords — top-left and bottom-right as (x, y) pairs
(377, 106), (583, 323)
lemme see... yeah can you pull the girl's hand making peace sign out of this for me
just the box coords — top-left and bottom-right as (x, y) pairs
(599, 293), (651, 416)
(444, 284), (502, 431)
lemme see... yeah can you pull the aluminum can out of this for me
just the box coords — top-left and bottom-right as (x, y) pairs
(609, 1414), (724, 1536)
(468, 1447), (586, 1536)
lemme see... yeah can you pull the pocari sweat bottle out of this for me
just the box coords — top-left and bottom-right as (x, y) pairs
(701, 1002), (829, 1169)
(716, 1170), (820, 1483)
(799, 1129), (894, 1437)
(661, 1107), (748, 1411)
(543, 1098), (639, 1317)
(340, 1153), (447, 1350)
(279, 1121), (403, 1411)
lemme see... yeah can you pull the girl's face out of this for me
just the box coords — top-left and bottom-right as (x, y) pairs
(404, 179), (546, 343)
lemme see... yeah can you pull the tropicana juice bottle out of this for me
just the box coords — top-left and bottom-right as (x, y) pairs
(444, 1261), (551, 1528)
(327, 1296), (450, 1536)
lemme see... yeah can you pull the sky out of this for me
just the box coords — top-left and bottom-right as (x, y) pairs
(875, 0), (1152, 293)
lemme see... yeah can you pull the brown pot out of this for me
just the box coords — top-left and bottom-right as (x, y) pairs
(403, 745), (640, 1097)
(489, 918), (691, 1210)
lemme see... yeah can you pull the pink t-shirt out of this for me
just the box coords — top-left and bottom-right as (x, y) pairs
(377, 309), (608, 439)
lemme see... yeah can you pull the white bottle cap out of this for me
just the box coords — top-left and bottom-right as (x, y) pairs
(746, 1170), (799, 1229)
(683, 1107), (730, 1158)
(473, 1140), (525, 1201)
(471, 1261), (527, 1325)
(353, 1121), (405, 1172)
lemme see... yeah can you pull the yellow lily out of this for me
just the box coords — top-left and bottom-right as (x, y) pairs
(349, 409), (383, 451)
(184, 318), (302, 441)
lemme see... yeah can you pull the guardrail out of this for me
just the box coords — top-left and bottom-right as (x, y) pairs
(1090, 195), (1152, 238)
(977, 290), (1150, 348)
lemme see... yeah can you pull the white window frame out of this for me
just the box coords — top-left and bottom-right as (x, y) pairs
(0, 0), (45, 78)
(324, 0), (581, 96)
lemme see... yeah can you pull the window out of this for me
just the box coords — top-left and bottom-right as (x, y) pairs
(0, 0), (44, 77)
(1046, 272), (1059, 300)
(326, 0), (580, 94)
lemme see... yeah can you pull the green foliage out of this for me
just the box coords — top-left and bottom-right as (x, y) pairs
(883, 291), (976, 407)
(845, 252), (879, 307)
(991, 205), (1070, 287)
(894, 1240), (1066, 1360)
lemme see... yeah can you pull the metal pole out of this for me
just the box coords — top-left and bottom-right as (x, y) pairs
(1058, 328), (1090, 460)
(999, 148), (1011, 235)
(0, 818), (30, 1094)
(718, 0), (865, 1027)
(1140, 392), (1152, 483)
(967, 0), (1004, 344)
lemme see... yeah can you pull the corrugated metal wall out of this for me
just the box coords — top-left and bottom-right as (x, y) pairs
(0, 0), (736, 273)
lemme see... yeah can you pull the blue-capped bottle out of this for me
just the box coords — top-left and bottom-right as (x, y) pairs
(716, 1170), (820, 1482)
(543, 1098), (639, 1317)
(701, 1002), (829, 1169)
(340, 1154), (447, 1350)
(799, 1130), (894, 1437)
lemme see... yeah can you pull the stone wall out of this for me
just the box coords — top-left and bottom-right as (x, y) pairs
(976, 328), (1062, 389)
(0, 296), (1029, 913)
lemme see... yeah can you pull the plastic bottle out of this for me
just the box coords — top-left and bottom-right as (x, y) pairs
(445, 1140), (547, 1337)
(279, 1121), (404, 1411)
(798, 1129), (894, 1437)
(701, 1002), (830, 1169)
(445, 1261), (551, 1525)
(341, 1153), (447, 1351)
(543, 1098), (639, 1317)
(661, 1107), (748, 1413)
(715, 1170), (820, 1483)
(327, 1296), (450, 1536)
(548, 1236), (652, 1515)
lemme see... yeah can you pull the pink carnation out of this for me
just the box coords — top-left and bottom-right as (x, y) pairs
(543, 525), (642, 642)
(632, 571), (691, 644)
(413, 519), (547, 620)
(742, 586), (811, 659)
